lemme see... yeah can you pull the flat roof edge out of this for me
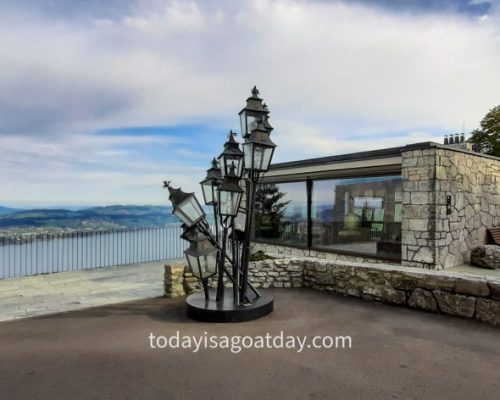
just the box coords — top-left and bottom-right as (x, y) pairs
(270, 141), (500, 170)
(270, 146), (403, 170)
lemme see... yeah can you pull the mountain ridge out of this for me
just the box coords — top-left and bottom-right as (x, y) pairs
(0, 205), (178, 230)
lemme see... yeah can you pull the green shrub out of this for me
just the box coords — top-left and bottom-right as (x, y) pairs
(249, 250), (275, 261)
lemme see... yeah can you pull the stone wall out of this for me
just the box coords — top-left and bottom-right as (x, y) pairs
(401, 144), (500, 270)
(165, 258), (304, 296)
(164, 256), (500, 326)
(251, 242), (399, 265)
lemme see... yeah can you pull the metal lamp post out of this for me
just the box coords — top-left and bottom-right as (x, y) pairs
(239, 120), (276, 302)
(216, 162), (244, 301)
(163, 87), (276, 322)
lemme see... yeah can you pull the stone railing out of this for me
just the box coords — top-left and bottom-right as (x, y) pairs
(165, 256), (500, 327)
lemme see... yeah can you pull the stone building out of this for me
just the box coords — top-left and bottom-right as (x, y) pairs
(252, 140), (500, 270)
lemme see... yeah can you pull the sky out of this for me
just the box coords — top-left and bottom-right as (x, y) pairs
(1, 0), (499, 208)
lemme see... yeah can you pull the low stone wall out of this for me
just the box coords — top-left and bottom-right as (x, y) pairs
(164, 264), (202, 298)
(301, 259), (500, 326)
(164, 259), (303, 296)
(165, 256), (500, 326)
(251, 242), (399, 265)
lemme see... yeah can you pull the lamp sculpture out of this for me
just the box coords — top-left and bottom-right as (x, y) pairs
(163, 86), (276, 322)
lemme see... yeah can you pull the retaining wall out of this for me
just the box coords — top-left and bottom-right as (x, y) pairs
(165, 257), (500, 327)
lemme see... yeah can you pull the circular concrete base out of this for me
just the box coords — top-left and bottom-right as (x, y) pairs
(186, 289), (274, 323)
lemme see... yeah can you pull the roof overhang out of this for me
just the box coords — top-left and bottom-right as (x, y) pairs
(262, 146), (403, 183)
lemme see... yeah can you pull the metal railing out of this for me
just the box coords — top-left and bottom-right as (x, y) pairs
(0, 225), (188, 279)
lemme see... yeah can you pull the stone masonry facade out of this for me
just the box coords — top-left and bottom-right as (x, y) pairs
(401, 144), (500, 269)
(164, 257), (500, 327)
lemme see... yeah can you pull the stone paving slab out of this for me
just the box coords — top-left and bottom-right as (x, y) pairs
(449, 264), (500, 278)
(0, 259), (183, 322)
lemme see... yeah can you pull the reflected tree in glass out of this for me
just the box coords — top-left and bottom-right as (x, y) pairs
(254, 184), (290, 239)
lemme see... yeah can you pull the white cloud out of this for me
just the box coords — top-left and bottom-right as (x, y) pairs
(271, 119), (444, 162)
(0, 132), (202, 205)
(2, 0), (499, 136)
(1, 0), (500, 205)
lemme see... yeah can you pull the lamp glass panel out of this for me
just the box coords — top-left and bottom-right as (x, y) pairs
(219, 155), (243, 178)
(243, 142), (253, 170)
(218, 155), (226, 178)
(219, 190), (242, 216)
(177, 196), (205, 225)
(260, 146), (274, 172)
(227, 157), (243, 177)
(189, 196), (205, 219)
(218, 191), (231, 216)
(240, 113), (246, 137)
(246, 115), (258, 136)
(234, 211), (246, 231)
(239, 112), (259, 138)
(186, 252), (217, 279)
(173, 207), (193, 226)
(245, 144), (274, 172)
(233, 191), (243, 215)
(211, 184), (217, 205)
(201, 180), (214, 205)
(253, 146), (264, 171)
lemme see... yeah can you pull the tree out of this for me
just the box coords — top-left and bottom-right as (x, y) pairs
(254, 184), (290, 238)
(467, 105), (500, 157)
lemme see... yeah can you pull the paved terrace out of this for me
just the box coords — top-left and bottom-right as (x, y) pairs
(0, 259), (498, 322)
(0, 259), (183, 322)
(0, 289), (499, 400)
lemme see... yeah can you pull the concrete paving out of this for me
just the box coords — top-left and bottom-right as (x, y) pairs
(449, 264), (500, 278)
(0, 259), (183, 322)
(0, 289), (498, 400)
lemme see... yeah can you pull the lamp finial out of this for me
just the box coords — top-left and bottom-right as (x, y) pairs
(251, 86), (260, 98)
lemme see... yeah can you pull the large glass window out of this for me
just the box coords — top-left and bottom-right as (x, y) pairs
(311, 176), (402, 259)
(253, 175), (402, 260)
(254, 182), (308, 247)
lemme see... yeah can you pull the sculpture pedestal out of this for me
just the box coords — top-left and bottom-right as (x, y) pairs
(186, 289), (274, 323)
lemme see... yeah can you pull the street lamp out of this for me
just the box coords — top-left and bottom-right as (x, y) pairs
(218, 163), (244, 217)
(163, 86), (276, 322)
(218, 131), (244, 179)
(163, 181), (205, 228)
(243, 120), (276, 173)
(185, 230), (218, 301)
(200, 158), (221, 206)
(215, 162), (244, 301)
(200, 158), (222, 242)
(239, 86), (269, 139)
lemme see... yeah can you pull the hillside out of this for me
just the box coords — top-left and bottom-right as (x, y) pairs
(0, 205), (179, 230)
(0, 206), (21, 215)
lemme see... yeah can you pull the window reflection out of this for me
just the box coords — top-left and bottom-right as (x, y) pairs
(254, 182), (307, 246)
(312, 176), (402, 259)
(253, 176), (402, 260)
